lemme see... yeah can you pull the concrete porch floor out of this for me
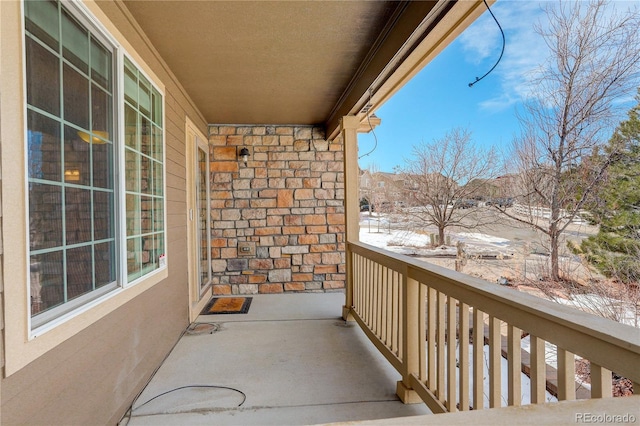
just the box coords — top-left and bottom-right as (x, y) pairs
(120, 292), (431, 425)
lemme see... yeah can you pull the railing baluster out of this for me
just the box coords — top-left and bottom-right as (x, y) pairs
(557, 348), (576, 401)
(373, 263), (378, 333)
(437, 291), (446, 402)
(359, 255), (364, 314)
(590, 363), (612, 398)
(373, 262), (379, 334)
(355, 254), (361, 313)
(376, 264), (386, 336)
(508, 325), (522, 406)
(459, 302), (470, 411)
(358, 256), (363, 319)
(419, 283), (427, 382)
(530, 335), (546, 404)
(367, 258), (372, 326)
(427, 287), (437, 391)
(351, 253), (356, 310)
(380, 265), (384, 337)
(392, 270), (399, 356)
(361, 257), (367, 322)
(489, 316), (501, 408)
(376, 264), (386, 338)
(447, 296), (457, 411)
(473, 308), (484, 410)
(398, 270), (404, 361)
(359, 254), (364, 314)
(383, 267), (390, 347)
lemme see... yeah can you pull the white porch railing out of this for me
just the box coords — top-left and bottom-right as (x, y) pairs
(512, 202), (590, 224)
(346, 241), (640, 414)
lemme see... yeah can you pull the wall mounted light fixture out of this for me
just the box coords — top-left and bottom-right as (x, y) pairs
(239, 147), (250, 166)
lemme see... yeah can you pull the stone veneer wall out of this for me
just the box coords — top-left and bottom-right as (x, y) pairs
(208, 125), (346, 295)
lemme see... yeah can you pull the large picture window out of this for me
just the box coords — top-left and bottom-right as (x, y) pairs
(24, 0), (165, 328)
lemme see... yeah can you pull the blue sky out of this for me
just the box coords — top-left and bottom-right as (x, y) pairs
(357, 0), (637, 173)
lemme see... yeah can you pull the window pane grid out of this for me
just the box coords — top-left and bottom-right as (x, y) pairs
(26, 27), (114, 101)
(24, 0), (60, 51)
(25, 1), (164, 327)
(27, 176), (115, 192)
(31, 237), (117, 255)
(26, 30), (112, 96)
(123, 57), (164, 283)
(25, 35), (61, 117)
(26, 0), (116, 320)
(61, 8), (89, 73)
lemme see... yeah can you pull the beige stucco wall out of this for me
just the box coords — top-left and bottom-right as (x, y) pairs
(0, 1), (207, 423)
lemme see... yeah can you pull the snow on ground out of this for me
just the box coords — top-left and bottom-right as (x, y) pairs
(457, 232), (510, 246)
(360, 228), (454, 257)
(359, 213), (512, 257)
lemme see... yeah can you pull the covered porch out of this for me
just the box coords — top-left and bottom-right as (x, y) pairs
(121, 280), (640, 425)
(121, 292), (432, 425)
(2, 1), (638, 424)
(127, 0), (638, 421)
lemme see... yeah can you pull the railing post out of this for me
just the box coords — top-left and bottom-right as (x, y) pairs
(341, 116), (360, 321)
(397, 267), (422, 403)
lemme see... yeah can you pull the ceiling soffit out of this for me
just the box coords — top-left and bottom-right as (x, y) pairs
(122, 1), (399, 124)
(121, 1), (488, 137)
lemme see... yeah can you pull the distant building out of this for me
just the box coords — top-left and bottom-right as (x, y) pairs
(360, 170), (412, 210)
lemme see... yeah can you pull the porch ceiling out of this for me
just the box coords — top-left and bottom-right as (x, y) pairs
(121, 1), (487, 136)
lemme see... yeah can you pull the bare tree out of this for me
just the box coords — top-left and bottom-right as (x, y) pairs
(500, 0), (640, 281)
(398, 127), (498, 245)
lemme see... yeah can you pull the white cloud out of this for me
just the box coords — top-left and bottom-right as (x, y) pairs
(461, 1), (548, 111)
(461, 1), (639, 113)
(458, 12), (502, 64)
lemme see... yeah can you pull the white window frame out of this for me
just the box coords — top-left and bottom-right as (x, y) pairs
(25, 0), (169, 329)
(2, 0), (169, 375)
(24, 0), (122, 330)
(119, 53), (167, 289)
